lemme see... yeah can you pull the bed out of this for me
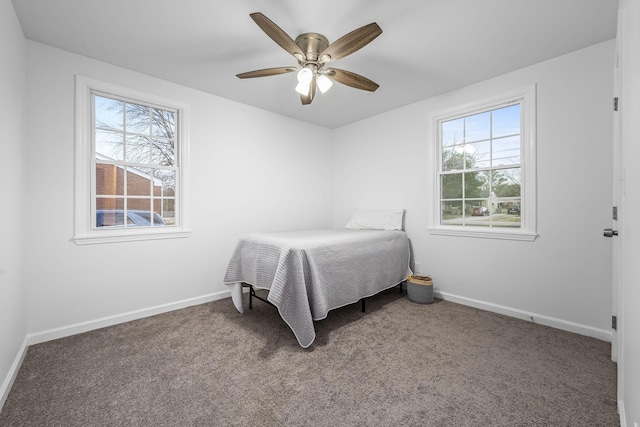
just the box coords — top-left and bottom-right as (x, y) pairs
(224, 209), (411, 348)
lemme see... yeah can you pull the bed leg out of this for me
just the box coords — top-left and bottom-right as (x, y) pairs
(249, 284), (253, 310)
(361, 298), (366, 312)
(399, 282), (403, 294)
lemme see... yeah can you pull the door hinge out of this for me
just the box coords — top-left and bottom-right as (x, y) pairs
(613, 206), (618, 221)
(612, 315), (617, 331)
(614, 97), (619, 111)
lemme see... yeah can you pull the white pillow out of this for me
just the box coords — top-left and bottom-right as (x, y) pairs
(344, 208), (405, 231)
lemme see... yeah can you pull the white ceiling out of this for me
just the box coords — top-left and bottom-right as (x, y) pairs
(12, 0), (618, 129)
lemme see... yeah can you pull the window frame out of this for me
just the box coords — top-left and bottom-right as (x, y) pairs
(428, 85), (538, 241)
(73, 76), (191, 245)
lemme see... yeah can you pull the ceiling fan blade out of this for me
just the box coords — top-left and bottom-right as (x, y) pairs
(301, 78), (317, 105)
(236, 67), (297, 79)
(319, 23), (382, 63)
(325, 68), (379, 92)
(250, 12), (305, 61)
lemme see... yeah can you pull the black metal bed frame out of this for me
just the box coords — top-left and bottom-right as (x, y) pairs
(242, 282), (403, 313)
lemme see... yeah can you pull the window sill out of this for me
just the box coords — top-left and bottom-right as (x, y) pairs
(427, 226), (538, 242)
(73, 228), (191, 245)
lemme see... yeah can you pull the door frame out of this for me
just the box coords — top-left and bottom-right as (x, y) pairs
(611, 9), (622, 364)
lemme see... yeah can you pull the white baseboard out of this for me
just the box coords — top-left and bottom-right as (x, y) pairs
(618, 400), (626, 427)
(0, 336), (29, 412)
(434, 290), (612, 342)
(28, 289), (231, 345)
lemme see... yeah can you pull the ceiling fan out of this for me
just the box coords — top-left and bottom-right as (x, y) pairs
(237, 12), (382, 105)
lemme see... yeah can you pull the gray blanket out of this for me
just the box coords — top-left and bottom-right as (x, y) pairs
(224, 229), (411, 347)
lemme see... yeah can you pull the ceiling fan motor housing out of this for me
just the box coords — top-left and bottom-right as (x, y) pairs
(295, 33), (329, 63)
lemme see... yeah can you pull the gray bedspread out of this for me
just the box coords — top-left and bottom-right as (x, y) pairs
(223, 229), (411, 347)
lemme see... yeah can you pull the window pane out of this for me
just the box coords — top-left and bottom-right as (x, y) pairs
(442, 118), (464, 147)
(96, 197), (124, 210)
(492, 104), (520, 138)
(465, 111), (490, 142)
(97, 210), (124, 227)
(162, 199), (176, 226)
(492, 168), (521, 197)
(153, 177), (162, 196)
(441, 201), (463, 226)
(442, 148), (464, 171)
(442, 174), (463, 199)
(154, 169), (176, 196)
(95, 129), (124, 161)
(101, 210), (127, 227)
(468, 201), (490, 226)
(126, 103), (150, 134)
(465, 140), (491, 169)
(152, 199), (162, 215)
(96, 198), (125, 227)
(493, 199), (521, 228)
(126, 135), (150, 164)
(94, 96), (123, 131)
(127, 167), (152, 196)
(151, 109), (175, 138)
(465, 171), (490, 198)
(493, 136), (520, 167)
(127, 208), (164, 227)
(128, 198), (151, 211)
(151, 211), (165, 227)
(501, 200), (522, 217)
(96, 163), (124, 196)
(151, 139), (175, 166)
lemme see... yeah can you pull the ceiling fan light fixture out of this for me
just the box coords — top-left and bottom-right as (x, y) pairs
(295, 80), (311, 95)
(296, 67), (313, 96)
(296, 66), (316, 95)
(316, 74), (333, 93)
(297, 67), (313, 84)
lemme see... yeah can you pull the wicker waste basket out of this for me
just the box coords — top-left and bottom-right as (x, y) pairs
(406, 275), (433, 304)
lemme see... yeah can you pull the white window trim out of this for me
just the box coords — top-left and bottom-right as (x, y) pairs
(73, 75), (191, 245)
(427, 84), (538, 242)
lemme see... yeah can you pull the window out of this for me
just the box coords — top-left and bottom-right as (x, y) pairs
(74, 76), (190, 244)
(429, 86), (537, 241)
(93, 94), (177, 228)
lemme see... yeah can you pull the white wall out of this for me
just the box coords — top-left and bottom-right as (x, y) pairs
(0, 0), (27, 408)
(332, 40), (615, 338)
(2, 2), (626, 416)
(23, 41), (333, 336)
(619, 0), (640, 424)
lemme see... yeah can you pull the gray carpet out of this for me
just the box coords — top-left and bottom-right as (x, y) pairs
(0, 289), (619, 426)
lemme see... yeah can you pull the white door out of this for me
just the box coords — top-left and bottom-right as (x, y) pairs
(609, 9), (623, 364)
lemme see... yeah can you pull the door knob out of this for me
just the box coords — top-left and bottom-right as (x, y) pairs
(603, 228), (619, 237)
